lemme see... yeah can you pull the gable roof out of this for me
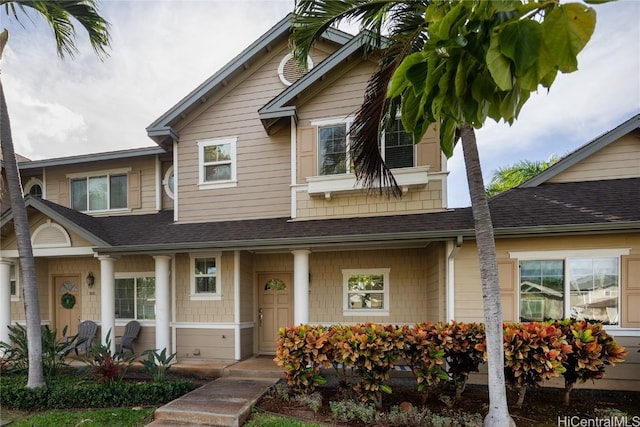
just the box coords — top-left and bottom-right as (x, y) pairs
(13, 146), (166, 170)
(522, 113), (640, 187)
(258, 31), (373, 134)
(145, 14), (352, 148)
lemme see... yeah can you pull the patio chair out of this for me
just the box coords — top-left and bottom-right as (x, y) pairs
(116, 320), (141, 353)
(71, 320), (98, 355)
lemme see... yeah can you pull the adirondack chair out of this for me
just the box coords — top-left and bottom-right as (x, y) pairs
(116, 320), (141, 353)
(71, 320), (98, 355)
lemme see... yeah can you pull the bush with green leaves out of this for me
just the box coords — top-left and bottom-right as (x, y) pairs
(0, 373), (196, 410)
(329, 399), (376, 424)
(0, 324), (78, 377)
(140, 348), (177, 381)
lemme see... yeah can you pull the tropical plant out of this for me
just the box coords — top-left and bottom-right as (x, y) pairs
(291, 1), (602, 424)
(485, 155), (560, 197)
(140, 348), (178, 382)
(84, 330), (135, 383)
(0, 0), (110, 388)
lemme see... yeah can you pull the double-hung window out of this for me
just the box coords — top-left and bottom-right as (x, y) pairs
(198, 138), (237, 187)
(382, 118), (414, 169)
(517, 252), (622, 325)
(71, 174), (127, 211)
(190, 253), (221, 300)
(343, 268), (390, 316)
(115, 275), (156, 320)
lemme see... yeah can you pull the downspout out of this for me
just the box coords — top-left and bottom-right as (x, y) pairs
(446, 235), (463, 321)
(290, 116), (297, 219)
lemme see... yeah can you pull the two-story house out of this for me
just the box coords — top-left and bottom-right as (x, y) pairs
(1, 14), (638, 390)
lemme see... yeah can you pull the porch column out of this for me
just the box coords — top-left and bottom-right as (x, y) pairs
(153, 255), (171, 353)
(99, 255), (116, 353)
(0, 259), (13, 348)
(292, 250), (310, 325)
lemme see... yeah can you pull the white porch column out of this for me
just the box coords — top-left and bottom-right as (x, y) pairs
(0, 259), (13, 348)
(292, 250), (310, 325)
(99, 255), (116, 353)
(153, 255), (171, 353)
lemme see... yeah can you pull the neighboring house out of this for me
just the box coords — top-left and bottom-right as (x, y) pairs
(1, 15), (638, 390)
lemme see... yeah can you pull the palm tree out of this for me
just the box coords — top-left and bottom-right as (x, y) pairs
(0, 0), (110, 388)
(292, 1), (598, 425)
(486, 156), (560, 197)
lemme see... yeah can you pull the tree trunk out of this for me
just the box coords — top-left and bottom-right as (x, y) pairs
(563, 380), (574, 406)
(460, 124), (514, 427)
(0, 78), (45, 388)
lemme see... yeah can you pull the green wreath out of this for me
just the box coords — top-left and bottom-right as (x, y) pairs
(61, 292), (76, 309)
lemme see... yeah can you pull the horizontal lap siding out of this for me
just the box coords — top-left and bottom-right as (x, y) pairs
(176, 328), (234, 360)
(549, 135), (640, 183)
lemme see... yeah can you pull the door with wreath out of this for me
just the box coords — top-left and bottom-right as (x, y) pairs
(54, 275), (82, 336)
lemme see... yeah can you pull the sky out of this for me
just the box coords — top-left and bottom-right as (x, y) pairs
(1, 0), (638, 208)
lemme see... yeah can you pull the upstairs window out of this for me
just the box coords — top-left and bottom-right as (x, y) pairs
(71, 174), (127, 211)
(382, 119), (414, 169)
(318, 124), (349, 175)
(198, 138), (237, 187)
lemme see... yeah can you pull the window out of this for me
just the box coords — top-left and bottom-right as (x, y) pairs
(115, 275), (155, 320)
(319, 124), (348, 175)
(24, 178), (44, 198)
(190, 253), (221, 300)
(71, 174), (127, 211)
(198, 138), (237, 187)
(10, 263), (18, 300)
(382, 119), (414, 169)
(519, 257), (620, 325)
(343, 268), (390, 316)
(163, 166), (175, 199)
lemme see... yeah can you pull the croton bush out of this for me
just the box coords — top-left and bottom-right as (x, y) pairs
(275, 319), (627, 408)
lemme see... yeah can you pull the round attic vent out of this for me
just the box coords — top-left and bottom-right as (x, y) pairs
(278, 53), (313, 86)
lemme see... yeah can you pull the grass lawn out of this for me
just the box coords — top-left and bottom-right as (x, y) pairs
(1, 407), (155, 427)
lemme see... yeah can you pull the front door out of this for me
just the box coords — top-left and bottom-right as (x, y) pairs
(257, 272), (292, 354)
(55, 275), (82, 336)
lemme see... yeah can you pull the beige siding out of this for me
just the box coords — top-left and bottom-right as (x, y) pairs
(454, 234), (640, 326)
(295, 178), (445, 220)
(239, 251), (255, 323)
(43, 156), (159, 215)
(10, 258), (50, 322)
(307, 249), (429, 324)
(176, 328), (234, 360)
(172, 42), (340, 222)
(174, 252), (235, 323)
(425, 242), (445, 322)
(2, 213), (95, 251)
(549, 134), (640, 183)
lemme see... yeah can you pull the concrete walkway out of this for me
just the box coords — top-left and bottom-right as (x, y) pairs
(146, 357), (283, 427)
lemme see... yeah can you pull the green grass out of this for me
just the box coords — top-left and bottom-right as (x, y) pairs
(245, 410), (327, 427)
(2, 407), (155, 427)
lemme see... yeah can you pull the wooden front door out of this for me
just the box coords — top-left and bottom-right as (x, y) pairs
(55, 275), (82, 336)
(258, 272), (292, 354)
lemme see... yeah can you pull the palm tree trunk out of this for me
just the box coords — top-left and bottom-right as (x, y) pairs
(460, 124), (514, 427)
(0, 78), (45, 388)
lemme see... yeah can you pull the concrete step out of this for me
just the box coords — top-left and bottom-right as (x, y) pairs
(152, 376), (279, 427)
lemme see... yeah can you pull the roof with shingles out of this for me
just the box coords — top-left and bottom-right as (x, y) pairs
(4, 178), (638, 253)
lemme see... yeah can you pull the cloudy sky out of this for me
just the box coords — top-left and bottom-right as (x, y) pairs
(1, 0), (638, 208)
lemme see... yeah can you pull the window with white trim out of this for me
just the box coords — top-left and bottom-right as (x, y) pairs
(24, 178), (44, 198)
(163, 166), (175, 199)
(198, 138), (237, 187)
(190, 253), (221, 300)
(518, 256), (620, 325)
(343, 268), (390, 316)
(115, 274), (156, 320)
(71, 174), (127, 211)
(10, 263), (19, 300)
(316, 117), (414, 176)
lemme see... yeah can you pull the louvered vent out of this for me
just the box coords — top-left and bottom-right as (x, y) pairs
(278, 53), (313, 86)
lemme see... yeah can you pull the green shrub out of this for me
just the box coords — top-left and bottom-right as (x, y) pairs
(401, 323), (448, 396)
(0, 373), (196, 410)
(140, 348), (177, 381)
(439, 321), (486, 399)
(84, 330), (135, 383)
(329, 399), (376, 424)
